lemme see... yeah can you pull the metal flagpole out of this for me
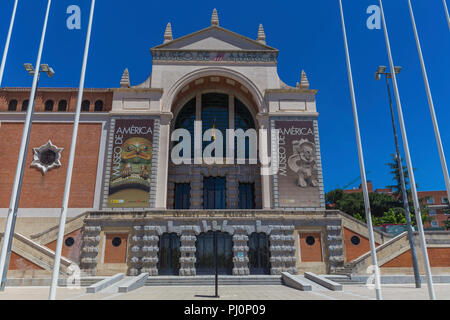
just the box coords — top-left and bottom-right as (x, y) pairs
(0, 0), (19, 87)
(444, 0), (450, 31)
(379, 0), (435, 300)
(338, 0), (382, 300)
(0, 0), (52, 291)
(407, 0), (450, 203)
(49, 0), (96, 300)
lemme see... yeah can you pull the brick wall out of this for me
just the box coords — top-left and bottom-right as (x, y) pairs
(344, 227), (380, 262)
(381, 248), (450, 268)
(299, 232), (323, 262)
(0, 122), (102, 208)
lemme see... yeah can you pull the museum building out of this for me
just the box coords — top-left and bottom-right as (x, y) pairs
(1, 10), (448, 278)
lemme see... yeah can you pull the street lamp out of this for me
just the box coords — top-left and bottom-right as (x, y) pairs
(375, 65), (421, 288)
(23, 63), (55, 78)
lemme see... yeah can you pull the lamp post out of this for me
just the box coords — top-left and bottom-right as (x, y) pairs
(375, 66), (421, 289)
(444, 0), (450, 32)
(0, 62), (54, 291)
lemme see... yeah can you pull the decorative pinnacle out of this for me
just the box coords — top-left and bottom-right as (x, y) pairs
(299, 70), (310, 89)
(164, 22), (173, 43)
(120, 68), (130, 88)
(211, 8), (219, 26)
(257, 24), (266, 44)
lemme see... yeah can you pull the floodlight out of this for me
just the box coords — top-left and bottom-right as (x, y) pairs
(377, 66), (387, 74)
(24, 63), (35, 75)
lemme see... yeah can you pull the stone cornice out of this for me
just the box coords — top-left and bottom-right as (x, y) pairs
(0, 87), (113, 93)
(113, 88), (163, 93)
(265, 88), (318, 95)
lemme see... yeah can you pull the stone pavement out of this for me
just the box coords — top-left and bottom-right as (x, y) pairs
(0, 284), (449, 300)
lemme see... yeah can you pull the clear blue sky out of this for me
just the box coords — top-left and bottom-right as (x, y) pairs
(1, 0), (449, 193)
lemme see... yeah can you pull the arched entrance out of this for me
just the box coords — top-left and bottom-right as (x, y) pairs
(158, 233), (181, 275)
(248, 232), (271, 275)
(195, 231), (233, 275)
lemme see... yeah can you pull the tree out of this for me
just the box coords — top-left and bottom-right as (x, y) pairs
(386, 154), (411, 201)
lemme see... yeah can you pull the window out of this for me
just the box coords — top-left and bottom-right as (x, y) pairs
(202, 93), (229, 157)
(195, 231), (233, 275)
(442, 197), (448, 204)
(65, 237), (75, 247)
(112, 237), (122, 247)
(44, 100), (54, 111)
(306, 236), (316, 246)
(239, 183), (255, 209)
(21, 100), (29, 111)
(81, 100), (90, 112)
(58, 100), (67, 111)
(174, 183), (191, 209)
(427, 197), (435, 205)
(248, 233), (271, 275)
(431, 221), (439, 228)
(429, 210), (437, 216)
(173, 98), (195, 158)
(158, 233), (181, 275)
(203, 177), (226, 209)
(8, 100), (17, 111)
(94, 100), (103, 112)
(351, 236), (361, 246)
(234, 98), (256, 161)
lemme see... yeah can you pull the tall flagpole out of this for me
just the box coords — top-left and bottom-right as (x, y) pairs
(408, 0), (450, 218)
(0, 0), (52, 291)
(379, 0), (435, 300)
(444, 0), (450, 31)
(0, 0), (19, 87)
(49, 0), (96, 300)
(338, 0), (382, 300)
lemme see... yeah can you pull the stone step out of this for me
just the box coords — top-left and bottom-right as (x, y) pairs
(145, 275), (283, 286)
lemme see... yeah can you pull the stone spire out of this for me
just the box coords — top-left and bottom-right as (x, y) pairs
(164, 22), (173, 43)
(299, 70), (310, 89)
(257, 24), (266, 44)
(211, 8), (219, 26)
(120, 68), (130, 88)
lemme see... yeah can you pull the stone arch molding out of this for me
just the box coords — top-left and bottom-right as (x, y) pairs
(163, 67), (266, 114)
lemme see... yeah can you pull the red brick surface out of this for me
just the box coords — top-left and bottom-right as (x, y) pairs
(344, 227), (380, 262)
(9, 251), (44, 270)
(299, 232), (323, 262)
(382, 248), (450, 268)
(0, 123), (102, 208)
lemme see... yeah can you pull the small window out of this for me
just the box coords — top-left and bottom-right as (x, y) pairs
(94, 100), (103, 112)
(81, 100), (90, 112)
(431, 221), (439, 228)
(305, 236), (315, 246)
(58, 100), (67, 111)
(8, 100), (18, 111)
(442, 197), (448, 204)
(112, 237), (122, 247)
(65, 237), (75, 247)
(351, 236), (361, 246)
(429, 210), (437, 216)
(174, 183), (191, 209)
(239, 183), (255, 209)
(44, 100), (54, 111)
(427, 197), (435, 204)
(21, 100), (29, 111)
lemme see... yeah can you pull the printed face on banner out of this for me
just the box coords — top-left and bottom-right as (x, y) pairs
(108, 119), (154, 208)
(275, 120), (320, 208)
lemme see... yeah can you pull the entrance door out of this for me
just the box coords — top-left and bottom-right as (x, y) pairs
(249, 233), (271, 275)
(203, 177), (226, 209)
(158, 233), (180, 275)
(195, 231), (233, 275)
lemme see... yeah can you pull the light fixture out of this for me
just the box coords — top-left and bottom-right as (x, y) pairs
(24, 63), (35, 75)
(40, 64), (55, 78)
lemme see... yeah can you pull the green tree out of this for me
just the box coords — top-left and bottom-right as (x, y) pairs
(386, 154), (411, 201)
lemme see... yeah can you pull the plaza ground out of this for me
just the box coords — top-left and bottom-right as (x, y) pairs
(0, 283), (448, 300)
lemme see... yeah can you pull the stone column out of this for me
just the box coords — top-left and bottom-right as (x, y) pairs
(155, 113), (172, 209)
(269, 225), (297, 275)
(326, 224), (344, 273)
(232, 226), (250, 275)
(129, 225), (143, 276)
(256, 114), (272, 209)
(141, 225), (160, 276)
(79, 224), (101, 276)
(179, 226), (198, 276)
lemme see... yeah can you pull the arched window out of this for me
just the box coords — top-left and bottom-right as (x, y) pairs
(8, 100), (17, 111)
(21, 100), (29, 111)
(58, 100), (67, 112)
(94, 100), (103, 112)
(44, 100), (54, 111)
(81, 100), (90, 112)
(173, 97), (195, 158)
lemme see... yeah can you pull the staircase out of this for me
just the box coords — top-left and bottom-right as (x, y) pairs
(324, 274), (366, 285)
(145, 275), (283, 286)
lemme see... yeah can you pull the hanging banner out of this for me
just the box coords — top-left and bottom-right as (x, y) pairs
(274, 120), (320, 208)
(107, 119), (154, 208)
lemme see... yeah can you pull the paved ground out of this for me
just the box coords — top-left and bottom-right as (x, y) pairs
(0, 284), (449, 300)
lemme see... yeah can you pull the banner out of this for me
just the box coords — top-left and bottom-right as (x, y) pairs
(108, 119), (154, 208)
(275, 120), (320, 208)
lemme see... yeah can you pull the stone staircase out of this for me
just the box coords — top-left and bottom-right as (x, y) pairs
(324, 274), (366, 285)
(145, 275), (283, 286)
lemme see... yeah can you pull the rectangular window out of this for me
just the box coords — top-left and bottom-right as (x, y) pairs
(431, 221), (439, 228)
(203, 177), (226, 209)
(239, 183), (255, 209)
(427, 197), (435, 204)
(174, 183), (191, 209)
(429, 210), (437, 216)
(442, 197), (448, 204)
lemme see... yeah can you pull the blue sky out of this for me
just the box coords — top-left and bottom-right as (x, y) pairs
(1, 0), (449, 193)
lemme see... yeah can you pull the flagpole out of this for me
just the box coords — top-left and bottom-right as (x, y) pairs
(379, 0), (435, 300)
(0, 0), (19, 87)
(49, 0), (96, 300)
(338, 0), (382, 300)
(444, 0), (450, 31)
(0, 0), (52, 291)
(408, 0), (450, 218)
